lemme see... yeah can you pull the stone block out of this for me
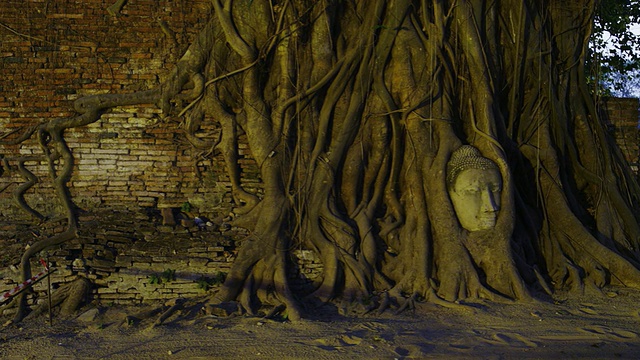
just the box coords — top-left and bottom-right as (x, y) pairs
(159, 207), (176, 225)
(188, 258), (209, 267)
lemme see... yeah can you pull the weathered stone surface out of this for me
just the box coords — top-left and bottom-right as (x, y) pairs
(0, 209), (245, 306)
(77, 308), (100, 322)
(188, 258), (210, 267)
(161, 208), (176, 226)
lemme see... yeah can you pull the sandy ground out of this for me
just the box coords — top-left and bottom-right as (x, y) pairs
(2, 287), (640, 359)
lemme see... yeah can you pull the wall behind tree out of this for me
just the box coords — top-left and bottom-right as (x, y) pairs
(1, 1), (637, 223)
(598, 97), (640, 175)
(0, 0), (260, 220)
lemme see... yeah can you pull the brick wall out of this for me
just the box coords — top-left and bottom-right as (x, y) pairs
(599, 97), (640, 174)
(0, 209), (322, 312)
(0, 0), (261, 220)
(0, 0), (314, 313)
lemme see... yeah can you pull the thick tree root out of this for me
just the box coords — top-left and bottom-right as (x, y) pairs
(24, 277), (91, 321)
(120, 308), (164, 328)
(150, 298), (185, 328)
(395, 293), (417, 315)
(107, 0), (127, 17)
(14, 229), (78, 323)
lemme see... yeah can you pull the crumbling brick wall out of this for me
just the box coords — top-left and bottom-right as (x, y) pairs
(599, 97), (640, 175)
(0, 0), (261, 221)
(0, 0), (312, 311)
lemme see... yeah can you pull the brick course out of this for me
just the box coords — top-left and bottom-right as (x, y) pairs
(0, 0), (260, 220)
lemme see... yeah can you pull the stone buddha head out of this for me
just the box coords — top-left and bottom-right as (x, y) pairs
(446, 145), (502, 232)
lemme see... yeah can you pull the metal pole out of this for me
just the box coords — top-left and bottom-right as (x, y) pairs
(47, 255), (53, 326)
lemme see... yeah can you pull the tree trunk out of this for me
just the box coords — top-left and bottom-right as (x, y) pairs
(4, 0), (640, 319)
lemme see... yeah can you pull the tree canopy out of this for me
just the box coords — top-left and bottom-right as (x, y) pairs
(589, 0), (640, 95)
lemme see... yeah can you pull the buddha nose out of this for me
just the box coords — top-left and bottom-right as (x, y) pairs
(481, 189), (500, 213)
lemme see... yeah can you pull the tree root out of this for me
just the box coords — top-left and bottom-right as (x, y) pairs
(24, 277), (91, 321)
(375, 288), (483, 316)
(14, 229), (78, 323)
(107, 0), (127, 17)
(151, 298), (185, 328)
(395, 292), (417, 315)
(3, 0), (639, 326)
(120, 308), (164, 328)
(262, 304), (286, 320)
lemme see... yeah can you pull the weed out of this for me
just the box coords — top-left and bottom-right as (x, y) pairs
(196, 271), (227, 291)
(149, 274), (160, 285)
(161, 269), (176, 282)
(212, 271), (226, 285)
(149, 269), (176, 284)
(196, 277), (210, 290)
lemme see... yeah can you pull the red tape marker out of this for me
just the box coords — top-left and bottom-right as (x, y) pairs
(1, 259), (52, 304)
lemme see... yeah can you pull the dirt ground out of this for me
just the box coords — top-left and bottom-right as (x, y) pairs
(1, 212), (639, 359)
(2, 287), (640, 359)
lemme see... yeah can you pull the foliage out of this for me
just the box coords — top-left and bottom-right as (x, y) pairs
(588, 0), (640, 95)
(148, 274), (160, 285)
(149, 269), (177, 285)
(196, 272), (227, 291)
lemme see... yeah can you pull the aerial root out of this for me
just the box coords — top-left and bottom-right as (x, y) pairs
(239, 274), (256, 316)
(395, 292), (418, 315)
(376, 287), (487, 316)
(533, 266), (554, 296)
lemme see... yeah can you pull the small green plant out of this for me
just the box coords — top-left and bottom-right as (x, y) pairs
(149, 274), (160, 284)
(212, 271), (226, 285)
(181, 202), (192, 213)
(196, 272), (227, 291)
(196, 277), (211, 290)
(149, 269), (176, 284)
(161, 268), (176, 282)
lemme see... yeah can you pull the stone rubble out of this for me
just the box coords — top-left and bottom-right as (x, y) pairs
(0, 208), (324, 316)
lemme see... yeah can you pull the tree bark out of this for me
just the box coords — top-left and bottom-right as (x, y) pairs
(3, 0), (640, 320)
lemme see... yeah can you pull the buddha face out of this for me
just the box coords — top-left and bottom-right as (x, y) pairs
(448, 167), (502, 231)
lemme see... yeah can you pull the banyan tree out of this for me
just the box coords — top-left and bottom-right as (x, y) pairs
(3, 0), (640, 321)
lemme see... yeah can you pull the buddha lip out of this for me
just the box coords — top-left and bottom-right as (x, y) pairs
(478, 216), (497, 222)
